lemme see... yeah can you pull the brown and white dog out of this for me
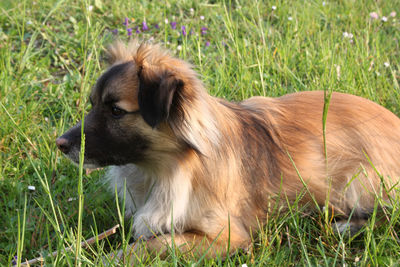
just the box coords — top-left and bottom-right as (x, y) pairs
(56, 40), (400, 259)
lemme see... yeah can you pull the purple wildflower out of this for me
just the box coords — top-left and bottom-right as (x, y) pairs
(135, 26), (140, 34)
(112, 29), (118, 35)
(12, 256), (17, 265)
(201, 27), (208, 35)
(127, 28), (132, 36)
(181, 26), (187, 36)
(205, 41), (210, 47)
(142, 21), (149, 31)
(154, 23), (160, 29)
(170, 21), (177, 29)
(123, 17), (129, 27)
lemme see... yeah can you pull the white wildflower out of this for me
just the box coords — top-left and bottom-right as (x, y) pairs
(200, 15), (205, 20)
(322, 1), (326, 6)
(384, 62), (390, 68)
(390, 11), (396, 17)
(177, 45), (182, 51)
(26, 20), (32, 25)
(190, 8), (194, 15)
(87, 5), (93, 11)
(382, 16), (388, 22)
(164, 18), (169, 24)
(343, 32), (353, 39)
(272, 5), (277, 10)
(288, 16), (293, 21)
(28, 185), (36, 191)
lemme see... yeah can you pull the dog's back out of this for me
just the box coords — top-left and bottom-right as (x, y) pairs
(242, 91), (400, 217)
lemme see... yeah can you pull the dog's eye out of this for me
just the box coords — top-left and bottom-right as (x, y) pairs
(111, 105), (126, 118)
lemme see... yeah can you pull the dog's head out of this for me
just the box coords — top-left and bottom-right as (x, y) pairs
(56, 40), (202, 168)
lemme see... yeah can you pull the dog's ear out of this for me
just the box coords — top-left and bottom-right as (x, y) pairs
(138, 67), (184, 128)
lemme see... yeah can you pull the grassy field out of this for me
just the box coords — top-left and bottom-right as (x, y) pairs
(1, 0), (400, 265)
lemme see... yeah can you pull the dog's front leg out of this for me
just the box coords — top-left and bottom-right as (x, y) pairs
(104, 232), (248, 265)
(143, 232), (232, 258)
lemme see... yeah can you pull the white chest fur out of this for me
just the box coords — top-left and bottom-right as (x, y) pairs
(106, 164), (193, 238)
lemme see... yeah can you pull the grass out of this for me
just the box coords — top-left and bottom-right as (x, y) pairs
(1, 0), (400, 265)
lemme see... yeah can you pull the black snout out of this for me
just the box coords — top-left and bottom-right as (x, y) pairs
(56, 136), (71, 154)
(56, 121), (82, 156)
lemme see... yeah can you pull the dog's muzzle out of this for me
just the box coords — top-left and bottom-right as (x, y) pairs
(56, 136), (71, 154)
(55, 122), (82, 162)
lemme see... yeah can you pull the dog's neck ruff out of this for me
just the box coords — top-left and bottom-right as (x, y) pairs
(106, 163), (193, 239)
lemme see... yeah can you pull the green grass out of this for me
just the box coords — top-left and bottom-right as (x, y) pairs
(1, 0), (400, 265)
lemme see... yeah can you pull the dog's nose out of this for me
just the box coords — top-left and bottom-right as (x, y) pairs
(56, 137), (70, 154)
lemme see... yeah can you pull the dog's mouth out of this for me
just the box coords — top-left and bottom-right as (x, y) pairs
(63, 151), (103, 170)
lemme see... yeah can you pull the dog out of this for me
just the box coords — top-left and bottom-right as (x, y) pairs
(56, 39), (400, 260)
